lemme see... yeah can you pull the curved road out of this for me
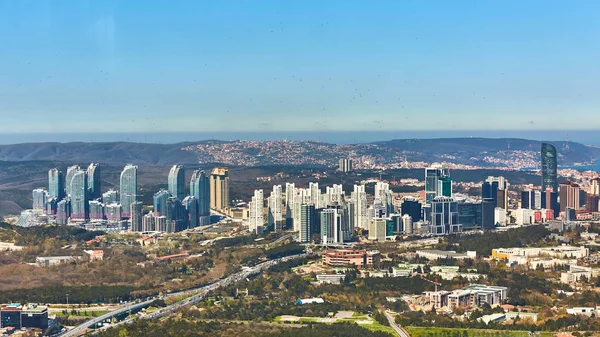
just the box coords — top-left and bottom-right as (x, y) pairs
(59, 254), (307, 337)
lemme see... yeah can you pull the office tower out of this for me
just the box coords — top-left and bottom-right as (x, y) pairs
(521, 190), (539, 210)
(48, 169), (64, 200)
(368, 219), (387, 241)
(345, 201), (355, 231)
(249, 189), (265, 233)
(183, 196), (198, 229)
(350, 184), (368, 229)
(130, 201), (144, 232)
(87, 163), (101, 200)
(481, 198), (495, 229)
(559, 181), (581, 212)
(268, 185), (283, 230)
(457, 202), (481, 231)
(374, 181), (394, 214)
(586, 194), (599, 212)
(541, 188), (560, 217)
(482, 176), (509, 209)
(321, 208), (341, 245)
(591, 178), (600, 196)
(166, 197), (186, 232)
(56, 199), (69, 225)
(309, 182), (320, 208)
(88, 200), (104, 221)
(210, 167), (229, 211)
(70, 169), (88, 220)
(102, 190), (119, 205)
(190, 170), (210, 225)
(369, 199), (388, 219)
(425, 165), (450, 204)
(431, 196), (460, 235)
(285, 183), (295, 227)
(153, 190), (170, 216)
(120, 164), (138, 218)
(32, 189), (47, 212)
(402, 214), (413, 234)
(401, 197), (422, 221)
(299, 204), (315, 243)
(338, 158), (353, 172)
(168, 165), (185, 200)
(105, 203), (122, 223)
(541, 143), (558, 193)
(142, 212), (156, 232)
(65, 165), (81, 197)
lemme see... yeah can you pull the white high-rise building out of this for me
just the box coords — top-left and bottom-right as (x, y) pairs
(325, 184), (344, 206)
(309, 182), (320, 208)
(248, 189), (264, 233)
(285, 183), (295, 223)
(268, 185), (283, 230)
(374, 181), (394, 214)
(351, 184), (368, 229)
(321, 208), (344, 245)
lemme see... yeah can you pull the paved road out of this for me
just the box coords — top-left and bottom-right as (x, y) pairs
(384, 311), (411, 337)
(58, 253), (307, 336)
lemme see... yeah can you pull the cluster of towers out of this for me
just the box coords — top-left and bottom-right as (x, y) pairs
(33, 164), (230, 232)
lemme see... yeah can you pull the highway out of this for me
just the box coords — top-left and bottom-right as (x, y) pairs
(384, 311), (411, 337)
(58, 253), (307, 337)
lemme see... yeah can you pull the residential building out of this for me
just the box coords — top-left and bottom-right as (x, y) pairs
(190, 169), (210, 225)
(130, 201), (144, 231)
(248, 189), (264, 233)
(35, 256), (76, 267)
(153, 190), (170, 216)
(338, 158), (353, 172)
(69, 169), (88, 220)
(87, 163), (101, 200)
(120, 164), (138, 218)
(350, 184), (368, 228)
(560, 181), (581, 212)
(298, 204), (315, 243)
(102, 189), (119, 204)
(48, 168), (64, 200)
(88, 200), (104, 221)
(65, 165), (81, 198)
(268, 185), (283, 230)
(321, 208), (342, 245)
(168, 165), (185, 200)
(183, 196), (198, 228)
(32, 189), (47, 213)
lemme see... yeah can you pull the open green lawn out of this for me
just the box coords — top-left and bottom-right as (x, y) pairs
(55, 310), (110, 317)
(407, 327), (532, 337)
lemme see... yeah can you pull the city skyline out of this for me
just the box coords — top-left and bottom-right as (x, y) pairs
(2, 1), (600, 133)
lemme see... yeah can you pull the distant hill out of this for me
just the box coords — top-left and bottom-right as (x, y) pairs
(0, 138), (597, 167)
(0, 142), (199, 166)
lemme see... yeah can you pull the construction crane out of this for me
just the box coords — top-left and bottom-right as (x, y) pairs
(419, 276), (441, 293)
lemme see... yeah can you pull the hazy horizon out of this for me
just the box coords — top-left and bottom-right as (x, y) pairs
(1, 130), (599, 146)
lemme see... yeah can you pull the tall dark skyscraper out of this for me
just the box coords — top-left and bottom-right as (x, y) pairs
(541, 143), (558, 192)
(190, 170), (210, 225)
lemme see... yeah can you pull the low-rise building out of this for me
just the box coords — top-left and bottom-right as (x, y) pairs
(478, 313), (506, 325)
(391, 263), (425, 277)
(297, 298), (324, 305)
(560, 265), (600, 284)
(316, 274), (346, 284)
(492, 245), (589, 260)
(0, 303), (48, 329)
(322, 249), (380, 269)
(430, 284), (507, 310)
(83, 250), (104, 261)
(415, 249), (476, 261)
(35, 256), (76, 267)
(505, 311), (538, 322)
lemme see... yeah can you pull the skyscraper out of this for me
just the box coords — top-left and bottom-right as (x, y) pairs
(130, 201), (144, 232)
(210, 167), (229, 211)
(56, 199), (69, 225)
(190, 170), (210, 225)
(374, 181), (394, 214)
(268, 185), (283, 230)
(285, 183), (296, 228)
(482, 176), (509, 210)
(105, 203), (122, 223)
(425, 165), (450, 204)
(183, 196), (198, 229)
(65, 165), (81, 197)
(249, 189), (264, 233)
(120, 164), (138, 218)
(559, 181), (581, 213)
(309, 182), (320, 208)
(401, 197), (422, 221)
(102, 190), (119, 205)
(350, 184), (368, 229)
(368, 218), (387, 241)
(88, 200), (104, 221)
(153, 190), (170, 216)
(48, 169), (64, 200)
(168, 165), (185, 200)
(431, 196), (460, 235)
(299, 204), (315, 243)
(87, 163), (101, 200)
(321, 208), (342, 245)
(338, 158), (353, 172)
(32, 189), (47, 212)
(70, 169), (88, 220)
(541, 143), (558, 193)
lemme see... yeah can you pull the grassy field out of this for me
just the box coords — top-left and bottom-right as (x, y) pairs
(55, 310), (110, 317)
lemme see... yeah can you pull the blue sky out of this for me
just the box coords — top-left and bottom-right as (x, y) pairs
(1, 0), (599, 133)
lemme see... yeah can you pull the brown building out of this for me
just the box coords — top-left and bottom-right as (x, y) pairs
(322, 249), (380, 269)
(559, 181), (580, 213)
